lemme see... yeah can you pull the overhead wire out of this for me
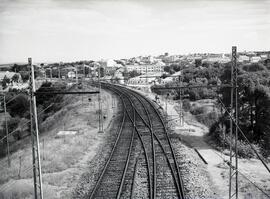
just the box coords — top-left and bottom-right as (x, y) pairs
(0, 103), (53, 143)
(216, 96), (270, 174)
(213, 150), (270, 198)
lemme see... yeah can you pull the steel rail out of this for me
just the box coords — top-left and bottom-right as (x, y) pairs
(116, 99), (136, 199)
(118, 85), (184, 199)
(127, 90), (157, 199)
(119, 88), (157, 199)
(112, 84), (185, 199)
(106, 84), (153, 199)
(110, 84), (184, 199)
(136, 89), (186, 199)
(89, 107), (126, 198)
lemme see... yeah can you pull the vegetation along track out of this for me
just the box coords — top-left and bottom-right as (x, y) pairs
(88, 83), (185, 199)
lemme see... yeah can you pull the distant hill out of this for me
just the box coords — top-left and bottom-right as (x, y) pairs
(0, 63), (29, 72)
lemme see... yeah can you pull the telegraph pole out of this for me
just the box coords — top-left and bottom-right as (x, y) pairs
(3, 95), (10, 167)
(98, 64), (103, 133)
(229, 46), (238, 199)
(29, 58), (44, 199)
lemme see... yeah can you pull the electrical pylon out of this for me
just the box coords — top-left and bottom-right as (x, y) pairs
(229, 46), (238, 199)
(29, 58), (44, 199)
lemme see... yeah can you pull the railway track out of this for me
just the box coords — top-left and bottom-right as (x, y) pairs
(88, 83), (185, 199)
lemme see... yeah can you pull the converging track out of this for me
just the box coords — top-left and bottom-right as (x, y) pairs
(88, 83), (185, 199)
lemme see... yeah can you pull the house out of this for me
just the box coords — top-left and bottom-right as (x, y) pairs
(125, 62), (165, 74)
(250, 56), (262, 63)
(127, 74), (158, 85)
(264, 59), (270, 67)
(112, 69), (125, 84)
(67, 71), (76, 79)
(239, 55), (250, 63)
(0, 71), (22, 82)
(160, 77), (173, 85)
(171, 71), (182, 81)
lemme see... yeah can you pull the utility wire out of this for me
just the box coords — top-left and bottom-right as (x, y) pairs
(0, 103), (53, 143)
(217, 96), (270, 174)
(0, 164), (33, 192)
(213, 150), (270, 198)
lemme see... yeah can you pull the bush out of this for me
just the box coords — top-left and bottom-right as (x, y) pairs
(195, 111), (219, 127)
(182, 99), (191, 112)
(208, 120), (262, 158)
(7, 94), (29, 118)
(190, 106), (219, 127)
(190, 106), (206, 115)
(3, 117), (20, 133)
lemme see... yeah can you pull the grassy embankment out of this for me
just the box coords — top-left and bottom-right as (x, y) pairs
(0, 84), (114, 199)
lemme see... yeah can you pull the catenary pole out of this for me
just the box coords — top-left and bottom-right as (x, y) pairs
(229, 46), (238, 199)
(29, 58), (44, 199)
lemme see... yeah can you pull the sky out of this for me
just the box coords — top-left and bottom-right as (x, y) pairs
(0, 0), (269, 63)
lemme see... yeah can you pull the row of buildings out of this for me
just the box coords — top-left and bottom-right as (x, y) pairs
(1, 51), (269, 90)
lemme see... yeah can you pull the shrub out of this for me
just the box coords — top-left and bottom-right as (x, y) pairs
(182, 99), (191, 112)
(190, 106), (219, 127)
(208, 120), (262, 158)
(190, 106), (205, 115)
(7, 94), (29, 118)
(195, 111), (219, 127)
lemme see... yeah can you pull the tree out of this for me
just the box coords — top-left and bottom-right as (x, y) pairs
(242, 63), (267, 72)
(96, 67), (105, 77)
(12, 74), (19, 83)
(182, 99), (191, 111)
(2, 76), (10, 89)
(171, 64), (181, 72)
(195, 59), (202, 67)
(20, 71), (30, 82)
(7, 94), (29, 118)
(11, 64), (28, 72)
(129, 70), (140, 78)
(217, 63), (270, 155)
(164, 66), (171, 73)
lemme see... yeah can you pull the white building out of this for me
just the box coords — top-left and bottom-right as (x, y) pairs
(239, 55), (250, 63)
(160, 77), (173, 85)
(67, 71), (76, 78)
(113, 69), (125, 84)
(0, 71), (22, 82)
(202, 56), (230, 63)
(163, 55), (179, 63)
(126, 62), (165, 74)
(127, 74), (156, 85)
(250, 56), (262, 63)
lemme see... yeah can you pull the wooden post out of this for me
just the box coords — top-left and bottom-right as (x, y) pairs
(18, 156), (22, 179)
(3, 95), (10, 167)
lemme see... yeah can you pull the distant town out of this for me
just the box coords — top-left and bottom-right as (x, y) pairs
(0, 51), (270, 92)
